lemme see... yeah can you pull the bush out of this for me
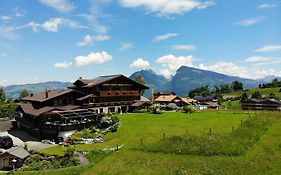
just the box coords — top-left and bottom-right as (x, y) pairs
(21, 152), (80, 171)
(183, 106), (194, 113)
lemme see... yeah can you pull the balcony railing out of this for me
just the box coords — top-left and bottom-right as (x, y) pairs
(99, 91), (139, 97)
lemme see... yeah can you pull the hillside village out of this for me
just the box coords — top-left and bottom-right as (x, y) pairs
(0, 74), (281, 173)
(1, 0), (281, 174)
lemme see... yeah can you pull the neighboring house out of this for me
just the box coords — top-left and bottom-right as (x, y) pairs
(16, 74), (148, 139)
(241, 98), (281, 111)
(153, 92), (176, 101)
(193, 96), (219, 109)
(223, 95), (238, 101)
(0, 146), (29, 170)
(130, 96), (152, 111)
(154, 95), (189, 107)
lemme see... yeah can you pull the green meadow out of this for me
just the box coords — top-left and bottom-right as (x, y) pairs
(14, 111), (281, 175)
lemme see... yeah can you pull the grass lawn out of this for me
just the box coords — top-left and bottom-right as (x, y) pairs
(16, 111), (281, 175)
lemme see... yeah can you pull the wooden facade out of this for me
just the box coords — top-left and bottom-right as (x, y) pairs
(16, 74), (148, 139)
(241, 98), (281, 111)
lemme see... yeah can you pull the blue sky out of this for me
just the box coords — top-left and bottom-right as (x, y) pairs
(0, 0), (281, 86)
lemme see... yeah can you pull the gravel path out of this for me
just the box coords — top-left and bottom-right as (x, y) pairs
(76, 151), (89, 165)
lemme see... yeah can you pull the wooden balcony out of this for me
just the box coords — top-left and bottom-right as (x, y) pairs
(99, 91), (139, 97)
(85, 101), (134, 107)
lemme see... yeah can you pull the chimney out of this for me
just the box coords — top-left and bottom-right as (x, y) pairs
(45, 89), (48, 98)
(79, 77), (82, 80)
(30, 93), (34, 97)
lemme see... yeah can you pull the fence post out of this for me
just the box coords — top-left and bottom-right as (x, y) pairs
(141, 138), (143, 146)
(232, 126), (234, 132)
(209, 128), (212, 134)
(116, 144), (119, 150)
(241, 119), (243, 126)
(163, 132), (166, 139)
(185, 129), (188, 135)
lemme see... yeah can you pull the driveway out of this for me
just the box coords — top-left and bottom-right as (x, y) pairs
(0, 131), (55, 151)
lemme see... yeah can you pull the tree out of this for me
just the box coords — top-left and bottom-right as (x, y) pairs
(251, 91), (262, 99)
(214, 93), (223, 103)
(241, 92), (248, 102)
(188, 86), (210, 98)
(20, 89), (29, 99)
(232, 80), (243, 91)
(0, 88), (6, 103)
(134, 74), (146, 85)
(134, 74), (146, 95)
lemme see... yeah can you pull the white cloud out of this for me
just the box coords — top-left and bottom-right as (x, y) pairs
(255, 45), (281, 52)
(257, 3), (276, 9)
(23, 22), (41, 32)
(234, 17), (264, 26)
(1, 16), (12, 20)
(0, 26), (20, 40)
(0, 80), (8, 86)
(74, 51), (113, 67)
(42, 18), (86, 32)
(244, 56), (281, 67)
(119, 42), (133, 50)
(156, 54), (193, 78)
(198, 61), (281, 79)
(244, 56), (276, 63)
(13, 7), (26, 17)
(77, 13), (109, 34)
(38, 0), (74, 13)
(119, 0), (215, 16)
(76, 34), (111, 47)
(153, 33), (179, 42)
(130, 58), (150, 69)
(53, 61), (73, 69)
(172, 44), (196, 51)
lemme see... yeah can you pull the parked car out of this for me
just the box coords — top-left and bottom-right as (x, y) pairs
(0, 135), (13, 149)
(55, 137), (64, 144)
(41, 139), (53, 144)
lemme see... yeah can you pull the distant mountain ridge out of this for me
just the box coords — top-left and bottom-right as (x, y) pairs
(2, 66), (278, 99)
(129, 66), (270, 97)
(4, 81), (71, 99)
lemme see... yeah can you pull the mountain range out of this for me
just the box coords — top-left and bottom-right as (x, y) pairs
(2, 66), (280, 99)
(130, 66), (267, 96)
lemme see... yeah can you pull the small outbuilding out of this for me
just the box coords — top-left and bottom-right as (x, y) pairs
(0, 146), (30, 170)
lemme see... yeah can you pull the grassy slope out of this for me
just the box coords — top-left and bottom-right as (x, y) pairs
(18, 111), (281, 175)
(83, 112), (281, 175)
(224, 87), (281, 98)
(42, 112), (247, 155)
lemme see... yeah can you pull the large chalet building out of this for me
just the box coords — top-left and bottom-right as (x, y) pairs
(241, 98), (281, 111)
(16, 74), (148, 139)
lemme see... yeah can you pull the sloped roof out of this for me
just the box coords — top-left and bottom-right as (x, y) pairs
(193, 96), (214, 101)
(72, 74), (149, 89)
(19, 103), (80, 117)
(131, 101), (150, 107)
(22, 89), (74, 102)
(140, 96), (151, 102)
(0, 146), (29, 159)
(155, 95), (177, 102)
(245, 98), (281, 104)
(181, 98), (198, 104)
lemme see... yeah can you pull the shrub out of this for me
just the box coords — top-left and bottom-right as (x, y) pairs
(183, 106), (194, 113)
